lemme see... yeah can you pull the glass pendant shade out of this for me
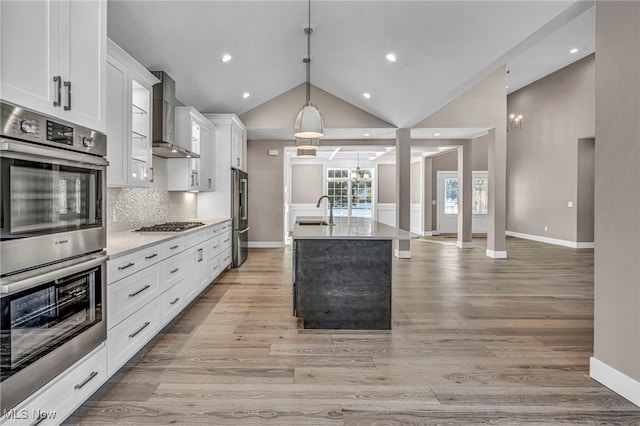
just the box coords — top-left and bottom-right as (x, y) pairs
(295, 137), (319, 150)
(297, 148), (316, 158)
(294, 102), (324, 138)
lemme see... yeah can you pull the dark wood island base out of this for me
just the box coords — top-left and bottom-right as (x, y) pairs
(293, 238), (393, 330)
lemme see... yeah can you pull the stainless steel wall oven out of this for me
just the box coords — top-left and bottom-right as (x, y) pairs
(0, 101), (108, 412)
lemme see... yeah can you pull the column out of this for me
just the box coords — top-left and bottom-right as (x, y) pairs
(457, 140), (473, 248)
(486, 128), (507, 258)
(395, 128), (411, 258)
(423, 156), (434, 236)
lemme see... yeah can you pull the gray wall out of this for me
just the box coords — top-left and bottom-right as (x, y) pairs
(291, 164), (323, 203)
(507, 55), (595, 242)
(594, 1), (640, 383)
(246, 140), (289, 243)
(377, 164), (396, 203)
(577, 138), (595, 242)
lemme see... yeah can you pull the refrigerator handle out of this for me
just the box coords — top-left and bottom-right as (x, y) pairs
(238, 227), (251, 234)
(240, 178), (248, 220)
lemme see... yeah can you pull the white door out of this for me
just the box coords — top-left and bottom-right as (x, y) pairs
(437, 171), (488, 234)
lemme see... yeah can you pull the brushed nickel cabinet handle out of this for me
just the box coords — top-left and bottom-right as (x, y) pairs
(118, 262), (135, 270)
(145, 253), (159, 260)
(170, 297), (180, 305)
(129, 321), (151, 338)
(53, 75), (62, 107)
(128, 284), (151, 298)
(74, 371), (98, 390)
(170, 267), (180, 274)
(170, 244), (179, 250)
(30, 414), (48, 426)
(63, 80), (71, 111)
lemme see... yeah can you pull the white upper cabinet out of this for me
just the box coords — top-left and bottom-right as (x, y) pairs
(0, 0), (107, 131)
(169, 107), (215, 192)
(106, 39), (159, 188)
(205, 114), (247, 172)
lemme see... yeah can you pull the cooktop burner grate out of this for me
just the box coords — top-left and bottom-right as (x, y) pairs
(135, 221), (205, 232)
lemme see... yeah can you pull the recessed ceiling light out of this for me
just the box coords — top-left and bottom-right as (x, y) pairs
(570, 48), (579, 54)
(363, 132), (371, 137)
(221, 53), (232, 63)
(386, 53), (397, 62)
(242, 92), (250, 99)
(363, 93), (371, 99)
(506, 85), (509, 89)
(433, 133), (441, 137)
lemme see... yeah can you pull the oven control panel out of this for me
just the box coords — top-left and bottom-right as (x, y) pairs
(0, 101), (106, 157)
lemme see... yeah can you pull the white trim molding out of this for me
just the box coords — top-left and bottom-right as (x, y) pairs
(456, 241), (474, 249)
(248, 241), (285, 248)
(486, 249), (507, 259)
(423, 231), (435, 237)
(590, 357), (640, 407)
(506, 231), (594, 249)
(394, 249), (411, 259)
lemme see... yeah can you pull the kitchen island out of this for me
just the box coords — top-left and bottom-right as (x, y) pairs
(292, 216), (417, 330)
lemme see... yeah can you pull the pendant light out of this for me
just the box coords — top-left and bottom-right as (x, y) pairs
(294, 0), (324, 139)
(295, 137), (320, 150)
(297, 148), (317, 158)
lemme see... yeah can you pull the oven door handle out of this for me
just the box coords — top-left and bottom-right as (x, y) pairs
(0, 255), (107, 295)
(0, 139), (109, 167)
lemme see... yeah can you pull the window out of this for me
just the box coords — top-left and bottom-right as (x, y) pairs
(444, 178), (458, 214)
(472, 177), (488, 214)
(326, 167), (374, 217)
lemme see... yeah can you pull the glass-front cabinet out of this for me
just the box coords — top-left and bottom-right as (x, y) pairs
(106, 39), (159, 188)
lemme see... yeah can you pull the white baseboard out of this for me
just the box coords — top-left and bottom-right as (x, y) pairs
(394, 249), (411, 259)
(248, 241), (284, 248)
(410, 227), (423, 235)
(423, 231), (435, 237)
(506, 231), (594, 249)
(486, 249), (507, 259)
(590, 357), (640, 407)
(456, 241), (473, 249)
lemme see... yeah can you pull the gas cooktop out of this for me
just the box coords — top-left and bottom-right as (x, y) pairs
(135, 221), (205, 232)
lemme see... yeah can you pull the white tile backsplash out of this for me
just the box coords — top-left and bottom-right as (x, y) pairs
(106, 156), (197, 231)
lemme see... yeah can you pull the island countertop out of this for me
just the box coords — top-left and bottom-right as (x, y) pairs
(292, 216), (419, 240)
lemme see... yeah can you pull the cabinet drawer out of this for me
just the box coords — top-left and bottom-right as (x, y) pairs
(107, 262), (161, 329)
(107, 244), (162, 284)
(162, 252), (185, 292)
(210, 255), (222, 279)
(162, 281), (186, 326)
(220, 248), (232, 268)
(209, 236), (221, 259)
(220, 231), (232, 250)
(161, 236), (185, 259)
(220, 221), (232, 232)
(210, 224), (222, 237)
(184, 228), (210, 249)
(107, 298), (162, 377)
(4, 345), (107, 426)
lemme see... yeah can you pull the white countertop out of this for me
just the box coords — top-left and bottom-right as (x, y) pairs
(292, 216), (419, 240)
(106, 218), (231, 259)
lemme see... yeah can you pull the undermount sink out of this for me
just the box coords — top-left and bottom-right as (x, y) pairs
(297, 220), (329, 226)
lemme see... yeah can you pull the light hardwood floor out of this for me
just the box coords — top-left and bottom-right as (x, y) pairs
(66, 237), (640, 425)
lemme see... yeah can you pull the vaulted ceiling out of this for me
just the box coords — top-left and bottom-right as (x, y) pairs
(108, 0), (595, 139)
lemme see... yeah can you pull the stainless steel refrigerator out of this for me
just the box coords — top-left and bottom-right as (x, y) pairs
(231, 168), (249, 267)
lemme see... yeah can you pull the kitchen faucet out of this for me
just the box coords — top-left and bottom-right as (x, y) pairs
(316, 195), (334, 226)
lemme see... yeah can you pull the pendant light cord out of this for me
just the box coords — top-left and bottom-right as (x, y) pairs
(305, 0), (311, 103)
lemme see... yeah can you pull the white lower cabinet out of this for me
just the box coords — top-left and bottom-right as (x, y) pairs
(162, 281), (186, 325)
(108, 262), (161, 329)
(1, 345), (107, 425)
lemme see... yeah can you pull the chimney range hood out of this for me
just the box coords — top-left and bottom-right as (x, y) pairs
(150, 71), (199, 159)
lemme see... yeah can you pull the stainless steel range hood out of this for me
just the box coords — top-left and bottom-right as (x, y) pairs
(150, 71), (199, 158)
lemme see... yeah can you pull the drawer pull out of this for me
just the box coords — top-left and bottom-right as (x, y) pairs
(223, 238), (231, 243)
(74, 371), (99, 390)
(170, 297), (181, 305)
(145, 253), (159, 260)
(128, 284), (151, 298)
(170, 267), (180, 274)
(118, 262), (135, 271)
(170, 244), (180, 250)
(129, 321), (151, 338)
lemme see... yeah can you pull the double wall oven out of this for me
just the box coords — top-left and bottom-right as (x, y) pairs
(0, 101), (108, 412)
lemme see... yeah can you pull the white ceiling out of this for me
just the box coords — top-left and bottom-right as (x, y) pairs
(108, 0), (595, 144)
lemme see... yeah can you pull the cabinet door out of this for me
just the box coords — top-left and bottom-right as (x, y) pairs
(60, 0), (106, 131)
(183, 245), (199, 302)
(231, 124), (243, 169)
(0, 0), (61, 116)
(200, 124), (216, 192)
(197, 241), (210, 290)
(129, 78), (152, 187)
(106, 56), (129, 186)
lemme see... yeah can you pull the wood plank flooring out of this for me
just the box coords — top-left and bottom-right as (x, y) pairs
(65, 237), (640, 425)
